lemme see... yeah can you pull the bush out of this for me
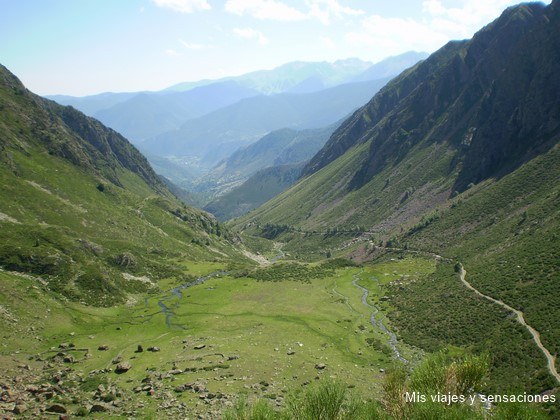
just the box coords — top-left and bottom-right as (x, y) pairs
(223, 396), (281, 420)
(382, 367), (409, 419)
(114, 252), (137, 268)
(286, 380), (347, 420)
(409, 352), (488, 396)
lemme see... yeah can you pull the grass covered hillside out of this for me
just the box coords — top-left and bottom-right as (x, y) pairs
(0, 64), (245, 307)
(391, 144), (560, 386)
(211, 125), (335, 183)
(204, 163), (305, 221)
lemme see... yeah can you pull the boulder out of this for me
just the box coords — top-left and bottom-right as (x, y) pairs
(46, 404), (67, 414)
(115, 362), (132, 373)
(90, 403), (111, 413)
(13, 404), (28, 414)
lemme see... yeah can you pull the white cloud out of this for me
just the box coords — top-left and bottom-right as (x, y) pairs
(151, 0), (210, 13)
(320, 36), (336, 49)
(224, 0), (363, 24)
(307, 0), (364, 25)
(179, 39), (207, 49)
(421, 0), (528, 38)
(346, 0), (532, 59)
(165, 48), (182, 57)
(422, 0), (445, 16)
(345, 15), (448, 55)
(233, 27), (269, 45)
(225, 0), (306, 21)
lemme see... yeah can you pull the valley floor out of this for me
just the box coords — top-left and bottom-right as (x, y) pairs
(0, 256), (431, 418)
(1, 250), (557, 418)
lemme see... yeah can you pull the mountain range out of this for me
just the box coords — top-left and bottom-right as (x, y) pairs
(44, 54), (428, 208)
(141, 78), (392, 166)
(165, 54), (427, 94)
(47, 53), (427, 145)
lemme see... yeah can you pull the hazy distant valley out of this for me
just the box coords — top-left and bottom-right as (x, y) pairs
(1, 1), (559, 418)
(48, 52), (427, 213)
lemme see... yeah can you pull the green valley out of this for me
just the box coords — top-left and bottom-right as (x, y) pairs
(1, 0), (560, 418)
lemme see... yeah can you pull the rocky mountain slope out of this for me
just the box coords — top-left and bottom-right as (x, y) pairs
(244, 1), (559, 233)
(303, 2), (559, 192)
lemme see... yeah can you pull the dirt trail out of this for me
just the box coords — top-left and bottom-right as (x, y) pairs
(343, 242), (559, 381)
(459, 266), (560, 384)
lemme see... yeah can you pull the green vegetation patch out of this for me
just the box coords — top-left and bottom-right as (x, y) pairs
(386, 262), (557, 394)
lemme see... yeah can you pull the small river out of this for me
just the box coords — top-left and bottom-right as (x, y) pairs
(352, 272), (408, 364)
(154, 271), (225, 329)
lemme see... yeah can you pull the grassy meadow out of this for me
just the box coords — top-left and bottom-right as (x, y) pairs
(0, 256), (437, 417)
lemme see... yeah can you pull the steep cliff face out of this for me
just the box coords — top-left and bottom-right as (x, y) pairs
(303, 1), (560, 193)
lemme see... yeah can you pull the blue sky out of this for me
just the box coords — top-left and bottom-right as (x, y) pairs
(0, 0), (551, 96)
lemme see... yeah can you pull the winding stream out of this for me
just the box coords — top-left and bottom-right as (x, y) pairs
(352, 272), (408, 364)
(154, 246), (285, 329)
(154, 271), (225, 329)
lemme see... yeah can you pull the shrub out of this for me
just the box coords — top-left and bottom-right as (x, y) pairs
(286, 380), (348, 420)
(114, 252), (137, 268)
(382, 367), (409, 419)
(223, 396), (281, 420)
(409, 352), (488, 396)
